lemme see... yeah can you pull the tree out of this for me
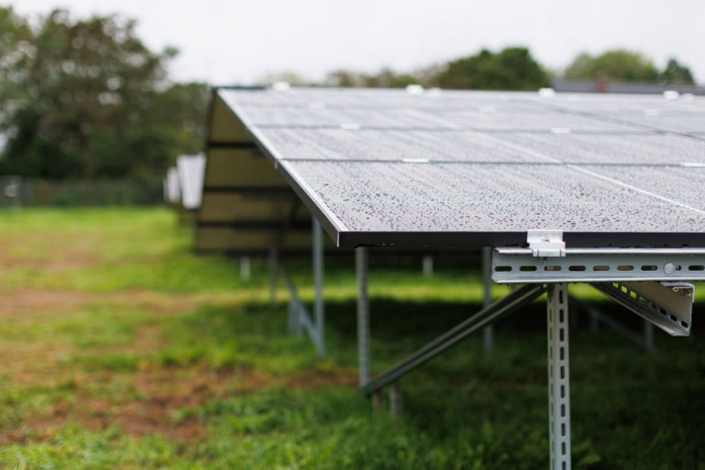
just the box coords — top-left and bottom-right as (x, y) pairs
(0, 8), (208, 179)
(565, 50), (659, 82)
(0, 7), (32, 109)
(660, 58), (695, 84)
(325, 70), (360, 87)
(325, 68), (420, 88)
(256, 71), (306, 86)
(434, 47), (548, 91)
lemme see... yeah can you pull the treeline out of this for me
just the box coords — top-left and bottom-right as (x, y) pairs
(312, 49), (695, 90)
(0, 7), (697, 180)
(0, 8), (208, 180)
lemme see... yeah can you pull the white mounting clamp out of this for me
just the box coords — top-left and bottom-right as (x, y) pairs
(527, 230), (566, 258)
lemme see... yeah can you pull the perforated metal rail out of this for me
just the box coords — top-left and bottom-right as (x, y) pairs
(493, 248), (705, 284)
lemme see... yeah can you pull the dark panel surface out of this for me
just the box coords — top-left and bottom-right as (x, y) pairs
(216, 88), (705, 248)
(284, 160), (705, 233)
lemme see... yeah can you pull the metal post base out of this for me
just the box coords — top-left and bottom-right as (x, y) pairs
(389, 380), (403, 418)
(548, 284), (571, 470)
(240, 256), (251, 281)
(643, 320), (654, 353)
(372, 389), (383, 415)
(288, 300), (302, 336)
(269, 245), (278, 309)
(422, 256), (434, 277)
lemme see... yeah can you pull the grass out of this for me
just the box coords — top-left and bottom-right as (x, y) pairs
(0, 207), (702, 469)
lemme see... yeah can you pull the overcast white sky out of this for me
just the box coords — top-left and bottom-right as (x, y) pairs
(12, 0), (705, 85)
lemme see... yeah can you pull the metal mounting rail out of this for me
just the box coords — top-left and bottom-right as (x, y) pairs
(493, 247), (705, 284)
(280, 265), (324, 355)
(360, 283), (547, 396)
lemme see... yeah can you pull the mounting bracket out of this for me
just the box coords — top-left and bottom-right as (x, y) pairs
(589, 281), (693, 336)
(492, 247), (705, 284)
(527, 229), (566, 257)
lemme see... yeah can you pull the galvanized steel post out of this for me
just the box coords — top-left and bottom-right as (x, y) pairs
(643, 320), (654, 353)
(269, 244), (278, 310)
(390, 380), (403, 418)
(422, 256), (434, 277)
(547, 283), (571, 470)
(313, 219), (325, 357)
(240, 256), (251, 281)
(482, 247), (494, 352)
(356, 247), (370, 387)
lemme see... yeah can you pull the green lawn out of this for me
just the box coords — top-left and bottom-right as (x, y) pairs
(0, 208), (702, 469)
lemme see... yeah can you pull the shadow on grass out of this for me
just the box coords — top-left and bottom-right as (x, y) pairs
(154, 295), (705, 469)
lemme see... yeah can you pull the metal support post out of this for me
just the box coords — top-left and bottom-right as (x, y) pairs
(389, 380), (403, 418)
(240, 256), (251, 281)
(482, 247), (494, 352)
(372, 389), (383, 415)
(269, 244), (278, 309)
(422, 255), (434, 277)
(356, 247), (371, 387)
(313, 219), (325, 357)
(547, 283), (571, 470)
(643, 320), (654, 353)
(287, 300), (300, 335)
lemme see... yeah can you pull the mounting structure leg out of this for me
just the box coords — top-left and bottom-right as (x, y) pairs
(643, 321), (654, 353)
(547, 283), (571, 470)
(422, 255), (434, 277)
(269, 244), (278, 309)
(313, 219), (325, 357)
(372, 389), (383, 415)
(356, 247), (371, 387)
(482, 247), (494, 352)
(287, 299), (301, 336)
(240, 256), (251, 281)
(389, 380), (403, 418)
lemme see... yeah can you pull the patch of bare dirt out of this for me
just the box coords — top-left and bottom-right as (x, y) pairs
(0, 289), (209, 320)
(0, 238), (102, 272)
(0, 364), (357, 444)
(284, 369), (358, 389)
(7, 366), (264, 442)
(0, 290), (94, 318)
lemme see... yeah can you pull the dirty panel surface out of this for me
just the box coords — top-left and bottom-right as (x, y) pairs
(216, 87), (705, 247)
(260, 128), (556, 162)
(489, 132), (705, 165)
(284, 161), (705, 233)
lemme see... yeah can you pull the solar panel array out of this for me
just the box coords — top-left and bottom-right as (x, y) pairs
(196, 90), (319, 255)
(176, 154), (206, 210)
(209, 88), (705, 249)
(164, 167), (180, 205)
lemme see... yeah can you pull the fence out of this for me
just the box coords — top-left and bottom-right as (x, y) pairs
(0, 176), (165, 207)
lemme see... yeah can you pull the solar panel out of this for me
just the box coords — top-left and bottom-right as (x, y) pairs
(176, 154), (205, 210)
(213, 87), (705, 248)
(196, 88), (318, 255)
(164, 167), (180, 204)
